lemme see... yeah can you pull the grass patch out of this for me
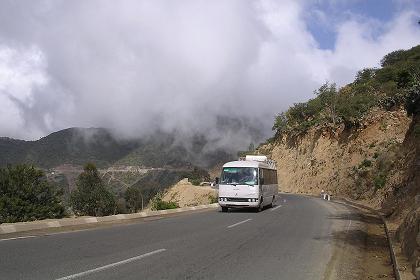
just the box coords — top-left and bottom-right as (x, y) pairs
(374, 174), (387, 190)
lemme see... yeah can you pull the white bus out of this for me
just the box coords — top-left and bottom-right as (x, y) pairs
(217, 155), (278, 212)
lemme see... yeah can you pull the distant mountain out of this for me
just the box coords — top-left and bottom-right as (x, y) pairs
(0, 127), (238, 206)
(0, 128), (139, 168)
(0, 127), (235, 169)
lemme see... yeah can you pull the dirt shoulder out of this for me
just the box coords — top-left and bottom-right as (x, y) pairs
(323, 200), (394, 280)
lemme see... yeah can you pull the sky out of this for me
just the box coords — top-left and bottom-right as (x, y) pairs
(0, 0), (419, 150)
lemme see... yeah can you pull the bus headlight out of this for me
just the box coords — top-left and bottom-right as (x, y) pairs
(248, 199), (251, 202)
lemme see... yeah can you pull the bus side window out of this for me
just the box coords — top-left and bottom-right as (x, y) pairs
(266, 169), (272, 185)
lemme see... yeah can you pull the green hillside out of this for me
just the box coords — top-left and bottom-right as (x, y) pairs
(0, 127), (235, 170)
(271, 45), (420, 139)
(0, 128), (139, 168)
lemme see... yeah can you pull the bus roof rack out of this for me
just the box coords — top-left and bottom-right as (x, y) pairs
(239, 155), (277, 169)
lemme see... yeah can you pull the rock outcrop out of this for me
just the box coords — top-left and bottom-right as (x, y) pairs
(259, 107), (419, 276)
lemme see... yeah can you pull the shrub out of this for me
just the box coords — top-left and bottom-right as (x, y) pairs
(125, 186), (144, 213)
(0, 164), (65, 223)
(374, 174), (387, 190)
(208, 194), (218, 204)
(359, 159), (372, 168)
(405, 75), (420, 117)
(150, 192), (179, 210)
(189, 178), (201, 186)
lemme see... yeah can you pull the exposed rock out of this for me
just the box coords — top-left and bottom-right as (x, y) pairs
(259, 107), (420, 277)
(162, 178), (217, 207)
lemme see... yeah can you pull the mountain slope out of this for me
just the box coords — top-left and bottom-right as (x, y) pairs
(258, 45), (420, 276)
(0, 128), (139, 168)
(0, 128), (235, 169)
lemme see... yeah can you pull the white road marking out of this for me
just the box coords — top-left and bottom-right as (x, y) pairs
(55, 249), (166, 280)
(270, 205), (282, 211)
(346, 220), (352, 232)
(227, 219), (252, 229)
(0, 235), (36, 242)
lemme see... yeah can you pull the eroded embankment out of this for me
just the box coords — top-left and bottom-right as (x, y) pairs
(259, 108), (419, 277)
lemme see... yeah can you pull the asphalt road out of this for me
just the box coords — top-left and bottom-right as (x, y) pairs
(0, 194), (361, 280)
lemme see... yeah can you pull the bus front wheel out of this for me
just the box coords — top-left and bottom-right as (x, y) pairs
(221, 207), (228, 212)
(256, 201), (263, 212)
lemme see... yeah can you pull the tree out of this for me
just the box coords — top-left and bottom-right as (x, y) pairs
(314, 82), (338, 125)
(0, 164), (65, 223)
(355, 68), (376, 84)
(70, 163), (116, 216)
(125, 186), (143, 213)
(405, 74), (420, 116)
(272, 112), (288, 135)
(380, 50), (405, 67)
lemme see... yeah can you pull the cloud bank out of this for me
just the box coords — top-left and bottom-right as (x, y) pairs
(0, 0), (419, 151)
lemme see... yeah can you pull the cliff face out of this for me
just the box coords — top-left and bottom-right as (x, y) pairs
(260, 108), (411, 206)
(395, 113), (420, 276)
(259, 108), (420, 274)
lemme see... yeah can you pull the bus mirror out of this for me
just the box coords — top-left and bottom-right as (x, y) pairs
(260, 178), (264, 185)
(215, 177), (219, 184)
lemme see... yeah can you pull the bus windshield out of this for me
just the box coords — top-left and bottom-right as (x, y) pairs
(221, 167), (258, 185)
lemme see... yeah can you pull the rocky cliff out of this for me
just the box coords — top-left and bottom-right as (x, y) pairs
(260, 108), (410, 202)
(259, 108), (420, 276)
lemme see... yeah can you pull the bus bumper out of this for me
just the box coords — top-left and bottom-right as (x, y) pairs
(218, 200), (259, 208)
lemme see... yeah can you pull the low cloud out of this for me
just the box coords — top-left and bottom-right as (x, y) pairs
(0, 0), (419, 151)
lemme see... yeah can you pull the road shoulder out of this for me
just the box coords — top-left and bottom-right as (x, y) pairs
(321, 200), (394, 280)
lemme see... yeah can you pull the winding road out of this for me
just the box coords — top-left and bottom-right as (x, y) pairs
(0, 195), (373, 280)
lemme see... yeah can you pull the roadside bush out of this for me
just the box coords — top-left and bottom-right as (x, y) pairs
(208, 194), (218, 204)
(70, 163), (116, 216)
(150, 192), (179, 210)
(0, 164), (65, 223)
(189, 178), (201, 186)
(125, 186), (143, 213)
